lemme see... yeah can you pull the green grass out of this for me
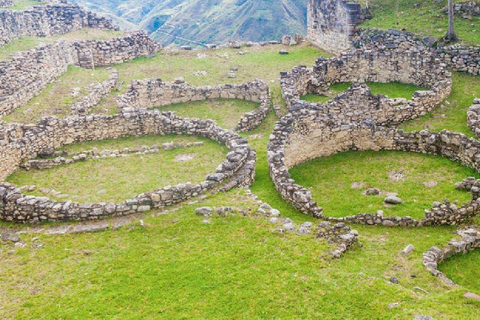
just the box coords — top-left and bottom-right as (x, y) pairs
(156, 99), (258, 129)
(2, 35), (480, 318)
(401, 72), (480, 136)
(7, 135), (226, 203)
(301, 82), (424, 104)
(289, 151), (478, 219)
(363, 0), (480, 45)
(8, 43), (329, 123)
(440, 250), (480, 292)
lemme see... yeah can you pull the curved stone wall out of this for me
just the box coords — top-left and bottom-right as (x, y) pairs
(0, 2), (117, 47)
(117, 78), (271, 132)
(269, 87), (480, 227)
(0, 110), (256, 223)
(0, 31), (161, 118)
(467, 98), (480, 138)
(281, 48), (452, 126)
(423, 228), (480, 286)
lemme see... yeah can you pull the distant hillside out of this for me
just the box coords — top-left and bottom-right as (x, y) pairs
(70, 0), (307, 46)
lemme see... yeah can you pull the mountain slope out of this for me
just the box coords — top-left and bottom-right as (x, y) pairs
(70, 0), (307, 46)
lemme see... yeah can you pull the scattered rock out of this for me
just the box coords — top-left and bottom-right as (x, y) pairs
(388, 302), (399, 309)
(174, 154), (197, 162)
(388, 171), (406, 182)
(464, 292), (480, 301)
(423, 181), (438, 188)
(1, 233), (20, 243)
(364, 188), (380, 196)
(279, 49), (289, 55)
(351, 182), (365, 189)
(384, 196), (403, 205)
(402, 244), (415, 255)
(389, 277), (399, 284)
(195, 207), (213, 216)
(414, 316), (434, 320)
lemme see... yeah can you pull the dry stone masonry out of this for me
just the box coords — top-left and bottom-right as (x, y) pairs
(444, 1), (480, 17)
(117, 78), (271, 132)
(0, 110), (256, 223)
(354, 28), (480, 76)
(0, 31), (161, 118)
(307, 0), (368, 54)
(281, 47), (452, 125)
(71, 68), (119, 116)
(272, 42), (480, 227)
(0, 0), (13, 7)
(21, 141), (205, 170)
(0, 2), (118, 48)
(423, 228), (480, 286)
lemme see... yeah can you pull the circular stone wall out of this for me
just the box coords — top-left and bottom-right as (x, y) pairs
(280, 47), (452, 126)
(268, 106), (480, 226)
(0, 110), (256, 223)
(116, 79), (271, 132)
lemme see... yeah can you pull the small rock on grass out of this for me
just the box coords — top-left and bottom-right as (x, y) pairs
(402, 244), (415, 255)
(1, 233), (20, 243)
(464, 292), (480, 301)
(384, 196), (403, 205)
(195, 207), (213, 216)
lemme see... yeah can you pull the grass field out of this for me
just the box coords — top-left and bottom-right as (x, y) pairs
(363, 0), (480, 45)
(1, 29), (480, 318)
(290, 151), (478, 219)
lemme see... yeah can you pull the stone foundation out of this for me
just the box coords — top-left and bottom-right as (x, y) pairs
(281, 47), (452, 126)
(423, 228), (480, 286)
(0, 31), (161, 118)
(117, 78), (271, 132)
(0, 110), (256, 223)
(71, 68), (119, 115)
(269, 109), (480, 226)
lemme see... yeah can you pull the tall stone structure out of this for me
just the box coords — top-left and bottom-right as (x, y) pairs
(307, 0), (364, 54)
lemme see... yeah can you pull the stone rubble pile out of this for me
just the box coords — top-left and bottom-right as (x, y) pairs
(423, 228), (480, 286)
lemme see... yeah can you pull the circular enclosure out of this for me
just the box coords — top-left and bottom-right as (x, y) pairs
(0, 110), (256, 223)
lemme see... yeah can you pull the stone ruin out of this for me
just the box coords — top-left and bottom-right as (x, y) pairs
(0, 31), (161, 118)
(116, 78), (271, 132)
(0, 0), (13, 7)
(0, 110), (256, 223)
(0, 1), (118, 48)
(270, 40), (480, 227)
(423, 228), (480, 286)
(307, 0), (368, 54)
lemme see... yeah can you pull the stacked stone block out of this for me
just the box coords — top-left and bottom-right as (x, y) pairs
(0, 110), (256, 223)
(117, 78), (271, 132)
(0, 2), (118, 48)
(0, 31), (161, 118)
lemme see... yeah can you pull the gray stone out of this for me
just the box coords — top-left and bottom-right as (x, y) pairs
(195, 207), (213, 216)
(1, 233), (20, 243)
(384, 196), (404, 205)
